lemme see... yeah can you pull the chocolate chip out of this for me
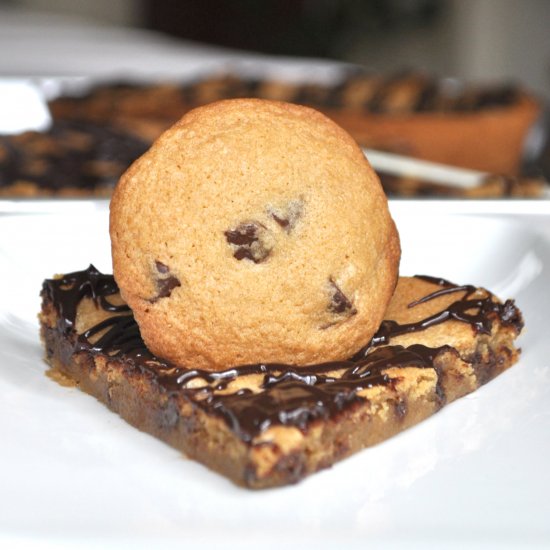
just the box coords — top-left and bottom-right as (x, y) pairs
(149, 261), (181, 303)
(268, 199), (303, 233)
(271, 213), (290, 229)
(328, 278), (357, 316)
(155, 275), (181, 300)
(155, 260), (169, 274)
(319, 279), (357, 329)
(225, 223), (260, 247)
(224, 222), (272, 263)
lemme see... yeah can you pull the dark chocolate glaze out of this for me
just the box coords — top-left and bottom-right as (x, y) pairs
(0, 120), (148, 191)
(42, 266), (522, 442)
(309, 71), (519, 114)
(47, 265), (128, 333)
(368, 274), (524, 348)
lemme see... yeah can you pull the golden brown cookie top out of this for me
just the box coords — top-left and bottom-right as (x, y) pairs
(110, 98), (400, 371)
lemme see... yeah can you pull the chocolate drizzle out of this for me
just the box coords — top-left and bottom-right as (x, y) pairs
(0, 120), (148, 192)
(369, 274), (523, 348)
(46, 265), (128, 333)
(42, 267), (522, 443)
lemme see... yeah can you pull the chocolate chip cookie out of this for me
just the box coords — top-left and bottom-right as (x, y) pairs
(110, 99), (400, 370)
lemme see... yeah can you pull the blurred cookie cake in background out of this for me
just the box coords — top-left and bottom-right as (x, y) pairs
(1, 68), (548, 198)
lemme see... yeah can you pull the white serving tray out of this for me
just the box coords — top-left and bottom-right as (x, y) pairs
(1, 199), (549, 549)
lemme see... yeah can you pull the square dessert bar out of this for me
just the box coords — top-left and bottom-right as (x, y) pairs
(39, 266), (523, 488)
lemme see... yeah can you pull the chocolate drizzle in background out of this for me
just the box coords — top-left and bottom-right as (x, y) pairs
(2, 75), (541, 197)
(42, 266), (523, 442)
(0, 120), (149, 192)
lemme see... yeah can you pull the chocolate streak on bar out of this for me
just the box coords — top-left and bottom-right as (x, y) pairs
(42, 266), (522, 442)
(49, 265), (129, 332)
(367, 274), (523, 349)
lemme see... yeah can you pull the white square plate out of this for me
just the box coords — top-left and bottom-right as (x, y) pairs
(1, 199), (549, 549)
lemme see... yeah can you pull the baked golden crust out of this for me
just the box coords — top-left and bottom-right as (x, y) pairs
(110, 99), (400, 370)
(39, 267), (523, 489)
